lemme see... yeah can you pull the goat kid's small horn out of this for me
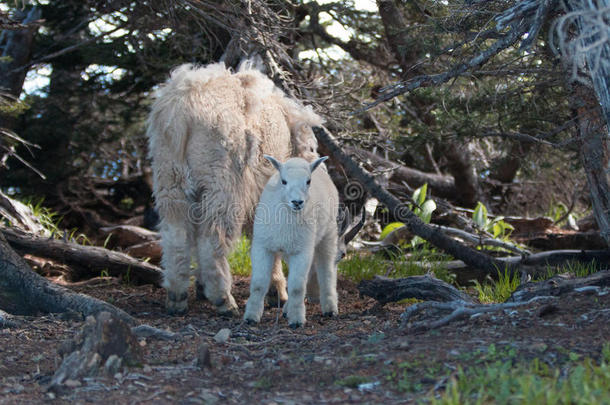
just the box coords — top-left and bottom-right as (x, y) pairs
(310, 156), (328, 172)
(264, 155), (282, 171)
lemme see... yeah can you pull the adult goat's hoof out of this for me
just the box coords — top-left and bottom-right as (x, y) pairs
(166, 291), (188, 316)
(322, 311), (337, 318)
(245, 318), (258, 325)
(215, 296), (239, 318)
(289, 322), (302, 329)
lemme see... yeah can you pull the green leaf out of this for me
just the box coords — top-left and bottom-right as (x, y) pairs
(380, 222), (405, 240)
(473, 202), (488, 230)
(412, 183), (428, 207)
(419, 200), (437, 223)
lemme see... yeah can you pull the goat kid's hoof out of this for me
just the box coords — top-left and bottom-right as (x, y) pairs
(322, 311), (338, 318)
(166, 291), (188, 316)
(244, 318), (258, 325)
(289, 322), (303, 329)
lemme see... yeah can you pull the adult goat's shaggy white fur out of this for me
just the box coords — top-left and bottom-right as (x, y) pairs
(147, 62), (322, 315)
(244, 156), (339, 328)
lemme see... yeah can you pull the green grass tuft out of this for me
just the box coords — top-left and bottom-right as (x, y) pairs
(472, 269), (520, 303)
(431, 358), (610, 405)
(228, 235), (252, 276)
(338, 248), (454, 284)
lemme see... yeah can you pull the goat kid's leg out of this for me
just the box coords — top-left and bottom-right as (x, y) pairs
(195, 235), (238, 317)
(160, 222), (192, 316)
(285, 252), (314, 328)
(244, 246), (275, 324)
(314, 242), (339, 317)
(267, 254), (287, 308)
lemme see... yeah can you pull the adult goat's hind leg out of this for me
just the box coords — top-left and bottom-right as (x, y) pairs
(267, 254), (287, 308)
(195, 229), (239, 317)
(160, 220), (192, 315)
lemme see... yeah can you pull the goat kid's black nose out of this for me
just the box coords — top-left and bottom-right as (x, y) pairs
(291, 200), (304, 206)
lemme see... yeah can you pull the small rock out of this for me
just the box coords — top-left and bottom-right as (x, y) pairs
(214, 328), (231, 344)
(114, 372), (123, 380)
(64, 379), (81, 388)
(196, 342), (212, 369)
(313, 356), (325, 363)
(243, 361), (254, 368)
(104, 354), (122, 375)
(142, 365), (152, 373)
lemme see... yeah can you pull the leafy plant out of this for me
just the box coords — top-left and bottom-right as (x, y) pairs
(379, 184), (437, 247)
(472, 202), (514, 241)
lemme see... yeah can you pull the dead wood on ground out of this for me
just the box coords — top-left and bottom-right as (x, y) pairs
(358, 275), (476, 305)
(0, 231), (135, 323)
(510, 270), (610, 302)
(2, 227), (162, 286)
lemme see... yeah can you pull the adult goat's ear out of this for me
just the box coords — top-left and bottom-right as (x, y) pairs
(310, 156), (328, 173)
(264, 155), (282, 171)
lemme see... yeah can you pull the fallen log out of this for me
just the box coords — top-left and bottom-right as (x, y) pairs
(344, 146), (456, 199)
(1, 227), (162, 286)
(405, 250), (610, 285)
(124, 240), (162, 264)
(358, 275), (476, 305)
(509, 270), (610, 302)
(100, 225), (160, 250)
(0, 231), (135, 323)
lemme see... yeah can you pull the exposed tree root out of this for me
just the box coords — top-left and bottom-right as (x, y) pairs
(400, 296), (557, 332)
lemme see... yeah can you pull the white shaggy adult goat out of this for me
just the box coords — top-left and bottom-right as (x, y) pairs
(244, 155), (340, 328)
(147, 62), (323, 316)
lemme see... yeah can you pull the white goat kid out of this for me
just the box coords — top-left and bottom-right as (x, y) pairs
(244, 156), (339, 328)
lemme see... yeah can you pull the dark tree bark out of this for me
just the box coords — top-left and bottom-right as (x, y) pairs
(510, 270), (610, 302)
(0, 7), (41, 97)
(344, 146), (457, 199)
(0, 231), (134, 323)
(358, 275), (476, 305)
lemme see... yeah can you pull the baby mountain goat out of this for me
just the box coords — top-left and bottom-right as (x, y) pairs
(244, 155), (340, 328)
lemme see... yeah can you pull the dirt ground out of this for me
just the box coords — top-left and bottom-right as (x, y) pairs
(1, 275), (609, 404)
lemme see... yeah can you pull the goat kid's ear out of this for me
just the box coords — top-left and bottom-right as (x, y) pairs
(310, 156), (328, 173)
(264, 155), (282, 171)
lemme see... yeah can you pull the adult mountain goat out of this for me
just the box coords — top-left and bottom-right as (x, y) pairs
(244, 156), (340, 328)
(147, 62), (322, 316)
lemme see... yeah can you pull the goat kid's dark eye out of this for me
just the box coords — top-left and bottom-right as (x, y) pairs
(306, 179), (311, 185)
(281, 179), (287, 185)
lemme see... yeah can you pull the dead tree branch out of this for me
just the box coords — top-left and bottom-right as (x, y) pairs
(1, 227), (162, 286)
(314, 126), (521, 277)
(358, 275), (476, 305)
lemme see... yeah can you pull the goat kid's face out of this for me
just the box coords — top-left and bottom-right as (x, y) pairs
(264, 155), (328, 212)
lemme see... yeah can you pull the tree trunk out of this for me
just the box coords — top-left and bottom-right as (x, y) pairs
(0, 231), (134, 324)
(0, 7), (41, 97)
(563, 0), (610, 246)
